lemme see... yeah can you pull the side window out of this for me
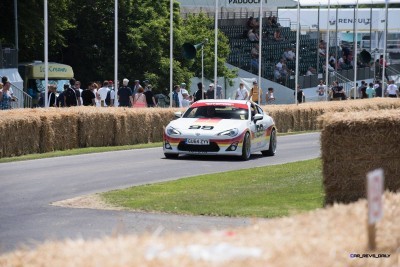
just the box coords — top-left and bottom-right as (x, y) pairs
(256, 105), (263, 115)
(250, 104), (256, 117)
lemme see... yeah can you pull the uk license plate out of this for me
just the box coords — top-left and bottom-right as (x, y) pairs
(186, 138), (210, 145)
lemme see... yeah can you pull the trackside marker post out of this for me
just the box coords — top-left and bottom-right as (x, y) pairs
(366, 168), (384, 250)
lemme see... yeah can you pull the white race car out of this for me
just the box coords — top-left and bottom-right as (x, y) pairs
(163, 99), (277, 160)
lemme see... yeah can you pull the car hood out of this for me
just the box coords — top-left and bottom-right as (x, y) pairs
(168, 118), (248, 136)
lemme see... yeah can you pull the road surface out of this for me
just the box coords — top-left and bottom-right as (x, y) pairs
(0, 132), (320, 253)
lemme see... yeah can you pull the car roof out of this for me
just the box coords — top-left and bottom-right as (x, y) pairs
(195, 99), (250, 104)
(191, 99), (252, 109)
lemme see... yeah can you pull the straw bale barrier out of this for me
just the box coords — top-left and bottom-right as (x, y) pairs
(1, 191), (398, 267)
(0, 107), (177, 158)
(1, 98), (400, 158)
(320, 110), (400, 205)
(263, 98), (400, 133)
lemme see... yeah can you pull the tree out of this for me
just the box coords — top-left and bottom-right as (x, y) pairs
(181, 13), (236, 84)
(0, 0), (72, 61)
(1, 0), (234, 94)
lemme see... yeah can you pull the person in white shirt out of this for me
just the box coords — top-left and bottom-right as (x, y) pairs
(181, 91), (191, 107)
(306, 67), (316, 76)
(316, 80), (326, 101)
(283, 48), (295, 61)
(386, 80), (399, 98)
(276, 59), (284, 71)
(235, 82), (249, 100)
(178, 82), (187, 107)
(97, 80), (110, 107)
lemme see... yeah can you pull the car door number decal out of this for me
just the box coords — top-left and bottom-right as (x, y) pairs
(254, 124), (264, 138)
(189, 125), (214, 130)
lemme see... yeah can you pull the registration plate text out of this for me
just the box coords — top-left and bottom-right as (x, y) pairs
(186, 138), (210, 145)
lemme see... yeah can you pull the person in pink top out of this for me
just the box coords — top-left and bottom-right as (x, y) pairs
(132, 87), (147, 107)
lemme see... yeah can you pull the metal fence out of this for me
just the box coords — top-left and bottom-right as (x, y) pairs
(1, 47), (18, 69)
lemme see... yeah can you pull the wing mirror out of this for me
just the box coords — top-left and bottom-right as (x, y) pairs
(174, 111), (182, 118)
(253, 113), (263, 121)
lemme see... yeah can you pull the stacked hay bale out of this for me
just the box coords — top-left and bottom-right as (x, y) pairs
(0, 110), (41, 157)
(0, 107), (177, 158)
(320, 110), (400, 205)
(1, 98), (400, 158)
(0, 191), (398, 266)
(263, 98), (400, 133)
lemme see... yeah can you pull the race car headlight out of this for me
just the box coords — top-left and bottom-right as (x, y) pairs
(166, 126), (181, 136)
(217, 128), (239, 137)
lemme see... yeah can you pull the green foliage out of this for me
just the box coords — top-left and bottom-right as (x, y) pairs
(181, 13), (237, 84)
(0, 0), (72, 60)
(1, 0), (234, 94)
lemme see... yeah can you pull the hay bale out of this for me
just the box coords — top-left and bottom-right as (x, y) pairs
(2, 99), (400, 158)
(320, 110), (400, 205)
(0, 191), (398, 267)
(0, 111), (41, 157)
(38, 109), (79, 153)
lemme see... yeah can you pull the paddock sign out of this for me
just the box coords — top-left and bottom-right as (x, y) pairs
(222, 0), (266, 7)
(366, 168), (384, 224)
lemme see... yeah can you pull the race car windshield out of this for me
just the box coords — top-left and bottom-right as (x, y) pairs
(183, 106), (249, 120)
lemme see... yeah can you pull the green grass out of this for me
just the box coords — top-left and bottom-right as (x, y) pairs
(0, 143), (163, 164)
(101, 158), (324, 218)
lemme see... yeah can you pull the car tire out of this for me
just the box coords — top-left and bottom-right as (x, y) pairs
(262, 128), (277, 156)
(240, 132), (251, 161)
(164, 153), (179, 159)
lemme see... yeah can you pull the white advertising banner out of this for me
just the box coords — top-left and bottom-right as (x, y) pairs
(278, 8), (400, 31)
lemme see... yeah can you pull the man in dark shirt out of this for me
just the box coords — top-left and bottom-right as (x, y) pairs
(193, 82), (205, 102)
(57, 84), (68, 107)
(81, 82), (96, 106)
(118, 78), (133, 107)
(374, 81), (383, 97)
(144, 85), (157, 107)
(65, 78), (79, 107)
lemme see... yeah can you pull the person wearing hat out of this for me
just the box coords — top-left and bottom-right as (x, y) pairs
(143, 80), (150, 92)
(235, 82), (249, 100)
(178, 82), (187, 107)
(181, 89), (192, 107)
(132, 80), (142, 96)
(144, 84), (157, 107)
(206, 83), (215, 99)
(249, 80), (262, 104)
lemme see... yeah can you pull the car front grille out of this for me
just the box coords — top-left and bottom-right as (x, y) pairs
(177, 142), (220, 152)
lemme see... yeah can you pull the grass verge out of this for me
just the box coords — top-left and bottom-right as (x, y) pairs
(0, 142), (163, 164)
(101, 158), (323, 218)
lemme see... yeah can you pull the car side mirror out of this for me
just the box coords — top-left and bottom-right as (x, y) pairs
(253, 113), (263, 121)
(174, 111), (182, 118)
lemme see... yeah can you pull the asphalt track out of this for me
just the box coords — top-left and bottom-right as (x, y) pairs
(0, 132), (320, 254)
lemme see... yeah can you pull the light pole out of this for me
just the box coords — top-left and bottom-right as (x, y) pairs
(201, 39), (208, 99)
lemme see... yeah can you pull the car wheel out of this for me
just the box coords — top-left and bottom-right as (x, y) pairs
(262, 128), (277, 156)
(240, 132), (251, 161)
(164, 153), (179, 159)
